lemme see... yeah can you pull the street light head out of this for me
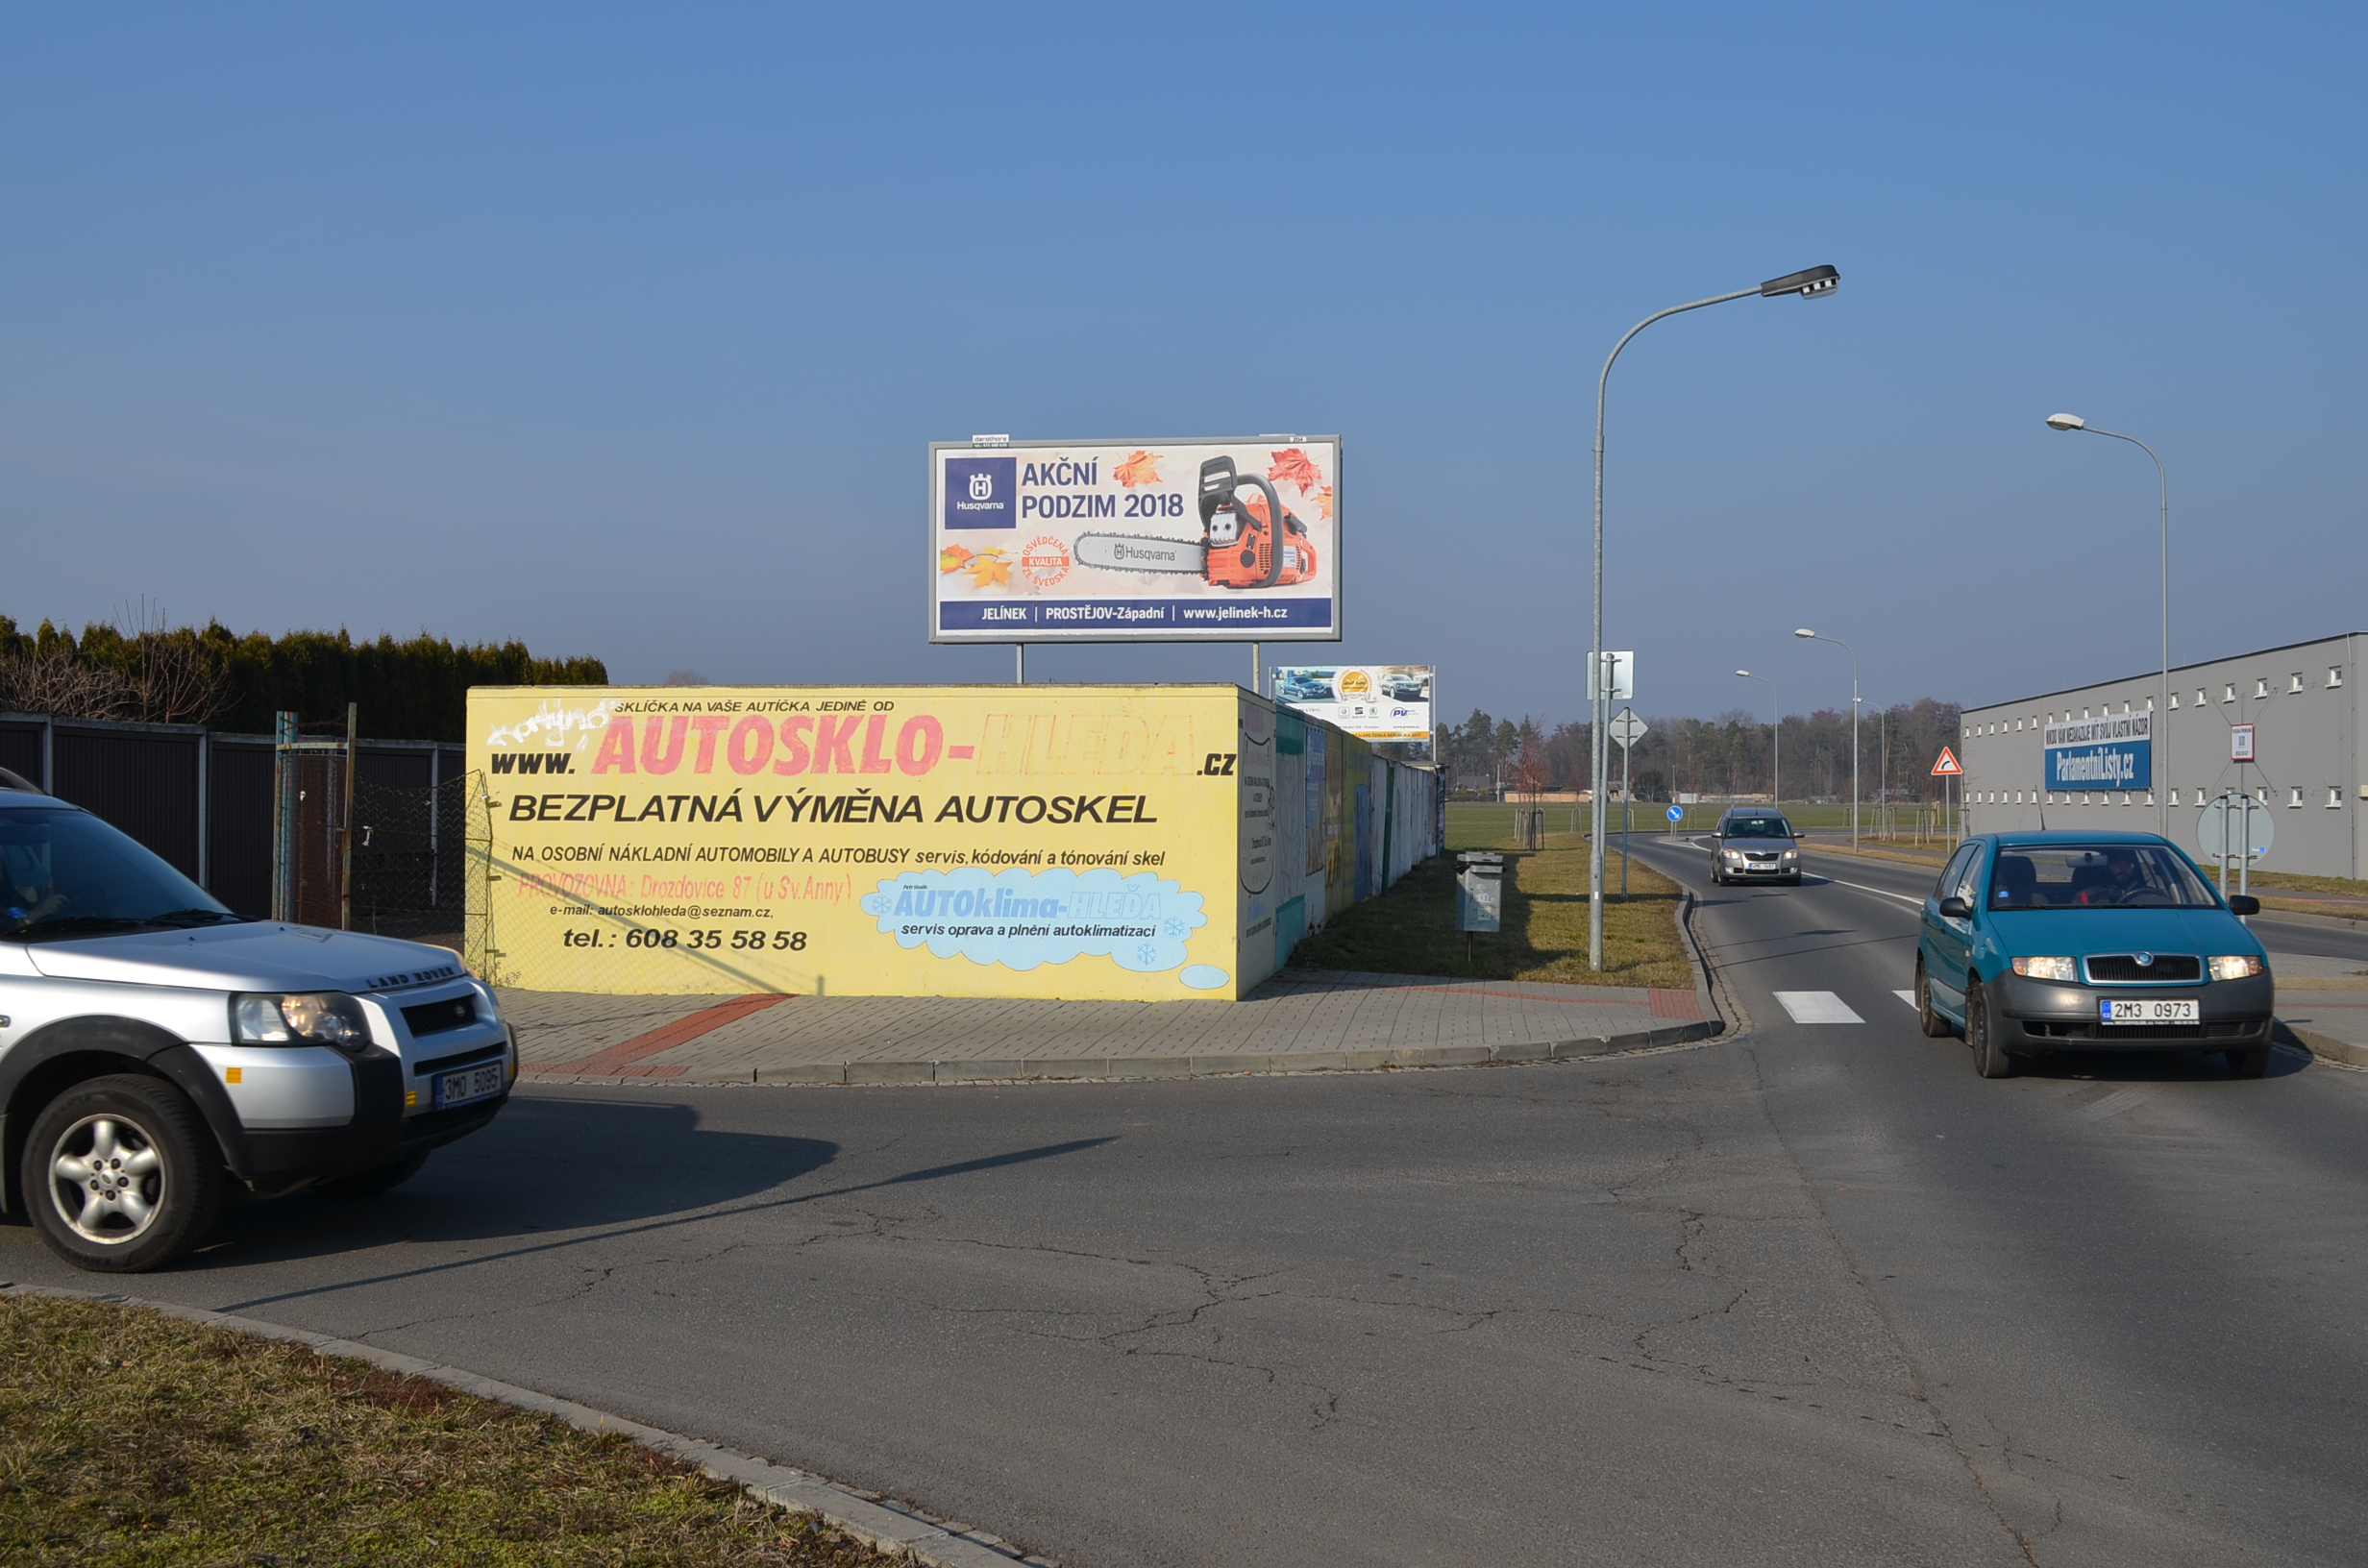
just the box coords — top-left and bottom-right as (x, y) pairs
(1736, 669), (1751, 677)
(1760, 264), (1839, 300)
(2045, 412), (2086, 431)
(1793, 628), (1816, 639)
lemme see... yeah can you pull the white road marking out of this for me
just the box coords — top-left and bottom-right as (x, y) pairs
(2076, 1088), (2152, 1122)
(1894, 990), (1917, 1008)
(1650, 839), (1928, 908)
(1774, 991), (1866, 1024)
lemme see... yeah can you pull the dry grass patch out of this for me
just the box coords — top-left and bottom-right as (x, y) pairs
(0, 1294), (912, 1568)
(1290, 835), (1694, 992)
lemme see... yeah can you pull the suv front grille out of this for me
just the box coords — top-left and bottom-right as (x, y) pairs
(402, 994), (480, 1038)
(2084, 953), (2202, 984)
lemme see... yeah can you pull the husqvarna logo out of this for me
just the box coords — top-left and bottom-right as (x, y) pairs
(945, 456), (1016, 528)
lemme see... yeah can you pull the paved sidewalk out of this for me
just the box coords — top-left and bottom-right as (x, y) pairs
(507, 968), (1718, 1086)
(2273, 949), (2368, 1069)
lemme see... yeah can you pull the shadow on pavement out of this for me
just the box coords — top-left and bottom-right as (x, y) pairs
(2000, 1045), (2310, 1082)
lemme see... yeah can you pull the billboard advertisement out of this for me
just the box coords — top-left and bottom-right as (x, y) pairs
(929, 437), (1342, 643)
(470, 685), (1258, 1000)
(1270, 665), (1432, 742)
(2043, 712), (2152, 790)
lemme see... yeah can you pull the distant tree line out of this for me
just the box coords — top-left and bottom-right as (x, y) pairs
(1436, 698), (1962, 804)
(0, 611), (606, 742)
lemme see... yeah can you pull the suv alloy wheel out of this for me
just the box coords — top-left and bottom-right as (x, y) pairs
(23, 1075), (224, 1273)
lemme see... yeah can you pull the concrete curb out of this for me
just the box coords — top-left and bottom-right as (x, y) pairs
(2257, 905), (2368, 934)
(522, 1020), (1729, 1087)
(2277, 1018), (2368, 1071)
(0, 1282), (1048, 1567)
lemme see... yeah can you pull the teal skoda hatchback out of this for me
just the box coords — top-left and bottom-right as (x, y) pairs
(1914, 831), (2274, 1080)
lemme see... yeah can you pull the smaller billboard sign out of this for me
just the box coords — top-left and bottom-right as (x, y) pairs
(2231, 723), (2257, 762)
(1272, 664), (1431, 742)
(2043, 713), (2152, 790)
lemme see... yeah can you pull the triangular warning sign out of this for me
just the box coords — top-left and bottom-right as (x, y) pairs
(1931, 747), (1963, 776)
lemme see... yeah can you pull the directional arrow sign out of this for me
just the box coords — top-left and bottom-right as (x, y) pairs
(1931, 747), (1962, 776)
(1665, 805), (1684, 822)
(1609, 707), (1648, 748)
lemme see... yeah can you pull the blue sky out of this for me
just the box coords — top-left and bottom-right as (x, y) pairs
(4, 4), (2361, 729)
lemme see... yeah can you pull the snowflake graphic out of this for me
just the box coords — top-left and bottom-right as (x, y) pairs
(1136, 941), (1161, 966)
(1161, 919), (1186, 939)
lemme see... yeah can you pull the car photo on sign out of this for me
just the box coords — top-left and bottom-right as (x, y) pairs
(1270, 664), (1432, 741)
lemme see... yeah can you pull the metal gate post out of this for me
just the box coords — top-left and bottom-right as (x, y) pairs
(339, 701), (358, 931)
(271, 711), (298, 920)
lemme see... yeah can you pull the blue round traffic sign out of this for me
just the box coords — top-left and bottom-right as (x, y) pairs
(1665, 805), (1683, 822)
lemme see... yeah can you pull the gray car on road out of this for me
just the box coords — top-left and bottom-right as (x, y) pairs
(1711, 807), (1802, 885)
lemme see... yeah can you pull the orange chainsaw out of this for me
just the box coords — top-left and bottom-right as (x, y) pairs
(1073, 456), (1319, 589)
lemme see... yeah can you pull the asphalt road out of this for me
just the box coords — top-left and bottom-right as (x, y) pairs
(5, 846), (2365, 1566)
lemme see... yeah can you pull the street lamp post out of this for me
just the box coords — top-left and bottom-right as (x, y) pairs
(1588, 264), (1838, 970)
(2046, 413), (2171, 839)
(1737, 670), (1779, 805)
(1794, 629), (1860, 851)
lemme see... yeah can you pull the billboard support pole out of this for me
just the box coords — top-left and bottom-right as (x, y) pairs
(1252, 642), (1262, 697)
(1015, 644), (1024, 685)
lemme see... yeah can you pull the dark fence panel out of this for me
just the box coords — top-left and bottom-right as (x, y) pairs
(0, 721), (42, 786)
(207, 739), (275, 918)
(51, 724), (203, 881)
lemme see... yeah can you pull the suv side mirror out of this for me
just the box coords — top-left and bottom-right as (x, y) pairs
(2228, 894), (2260, 916)
(1937, 895), (1972, 919)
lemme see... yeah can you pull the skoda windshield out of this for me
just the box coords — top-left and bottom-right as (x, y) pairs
(0, 807), (240, 940)
(1719, 816), (1794, 839)
(1986, 844), (2220, 911)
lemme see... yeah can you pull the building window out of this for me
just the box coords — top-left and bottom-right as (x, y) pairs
(2329, 787), (2344, 809)
(2145, 792), (2156, 806)
(2224, 685), (2236, 703)
(2197, 689), (2208, 707)
(2290, 673), (2305, 693)
(2256, 678), (2271, 698)
(2169, 789), (2180, 805)
(2170, 692), (2180, 709)
(2290, 788), (2305, 808)
(2331, 667), (2345, 688)
(2122, 700), (2132, 715)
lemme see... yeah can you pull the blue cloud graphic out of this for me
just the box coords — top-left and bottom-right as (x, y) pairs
(858, 867), (1207, 972)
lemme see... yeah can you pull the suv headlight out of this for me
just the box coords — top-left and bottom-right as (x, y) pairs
(2208, 954), (2266, 981)
(2011, 956), (2079, 981)
(233, 992), (373, 1049)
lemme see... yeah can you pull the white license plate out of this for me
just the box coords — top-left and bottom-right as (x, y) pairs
(434, 1062), (506, 1109)
(2101, 998), (2200, 1024)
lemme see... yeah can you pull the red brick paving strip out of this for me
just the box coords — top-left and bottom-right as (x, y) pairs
(523, 993), (792, 1077)
(1649, 989), (1703, 1020)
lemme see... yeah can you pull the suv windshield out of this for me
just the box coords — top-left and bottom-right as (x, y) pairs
(1986, 844), (2219, 910)
(1720, 816), (1793, 839)
(0, 808), (238, 939)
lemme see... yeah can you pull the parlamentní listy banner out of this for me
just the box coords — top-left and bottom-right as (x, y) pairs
(466, 684), (1437, 1002)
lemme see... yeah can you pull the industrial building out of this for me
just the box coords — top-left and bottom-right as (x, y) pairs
(1957, 632), (2363, 881)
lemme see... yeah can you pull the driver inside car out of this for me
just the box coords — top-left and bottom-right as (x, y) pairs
(2078, 847), (2147, 905)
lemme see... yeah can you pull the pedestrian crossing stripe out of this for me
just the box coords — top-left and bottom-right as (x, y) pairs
(1894, 990), (1916, 1008)
(1773, 991), (1865, 1024)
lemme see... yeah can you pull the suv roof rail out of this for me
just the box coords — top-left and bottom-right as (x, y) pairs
(0, 767), (42, 794)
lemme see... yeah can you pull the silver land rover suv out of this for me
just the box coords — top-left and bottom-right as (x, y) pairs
(0, 776), (514, 1272)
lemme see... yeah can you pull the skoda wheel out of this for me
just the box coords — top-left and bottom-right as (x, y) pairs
(1968, 981), (2016, 1079)
(1915, 960), (1954, 1039)
(23, 1075), (223, 1273)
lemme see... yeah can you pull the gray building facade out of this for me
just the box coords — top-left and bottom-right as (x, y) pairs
(1957, 632), (2363, 881)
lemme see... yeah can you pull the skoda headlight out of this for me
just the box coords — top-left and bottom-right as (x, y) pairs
(2208, 954), (2266, 981)
(1723, 848), (1745, 862)
(1782, 849), (1798, 862)
(233, 992), (372, 1049)
(2011, 956), (2079, 981)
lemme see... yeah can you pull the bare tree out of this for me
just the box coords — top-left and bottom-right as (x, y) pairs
(0, 644), (129, 719)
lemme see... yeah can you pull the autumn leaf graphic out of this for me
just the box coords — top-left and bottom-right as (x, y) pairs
(1114, 450), (1164, 488)
(966, 549), (1012, 588)
(1316, 485), (1334, 523)
(939, 544), (974, 574)
(1267, 447), (1323, 497)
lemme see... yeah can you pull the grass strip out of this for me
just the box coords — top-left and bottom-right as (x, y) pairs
(0, 1293), (909, 1568)
(1290, 834), (1694, 991)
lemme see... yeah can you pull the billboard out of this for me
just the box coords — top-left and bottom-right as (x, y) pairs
(929, 437), (1342, 643)
(2043, 712), (2152, 790)
(1270, 665), (1432, 742)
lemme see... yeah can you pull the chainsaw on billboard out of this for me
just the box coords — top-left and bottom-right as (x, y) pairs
(1073, 457), (1320, 590)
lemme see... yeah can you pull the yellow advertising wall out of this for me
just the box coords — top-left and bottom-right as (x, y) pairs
(466, 684), (1252, 1000)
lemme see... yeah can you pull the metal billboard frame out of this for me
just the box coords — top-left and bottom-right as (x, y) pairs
(926, 435), (1344, 646)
